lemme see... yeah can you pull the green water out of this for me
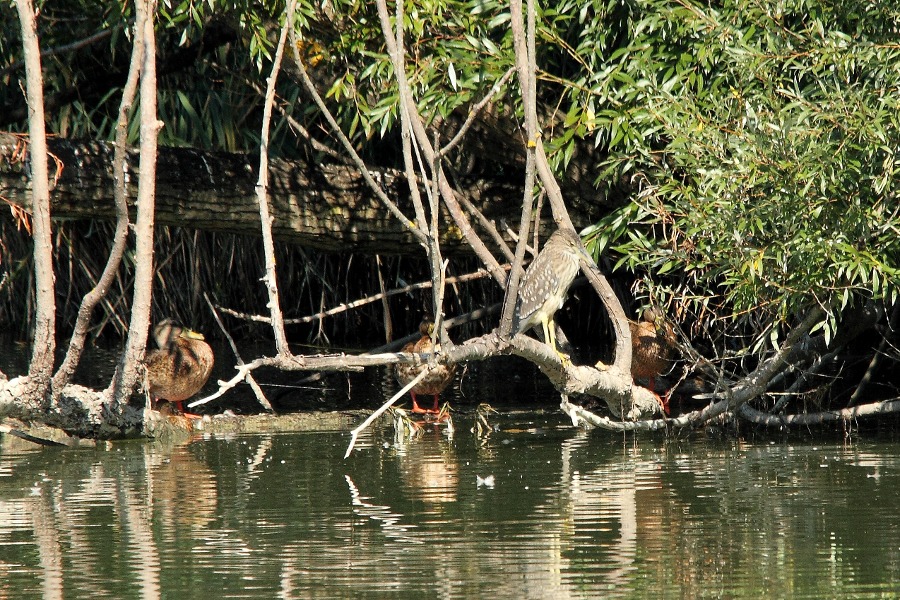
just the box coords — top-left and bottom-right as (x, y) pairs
(1, 410), (899, 599)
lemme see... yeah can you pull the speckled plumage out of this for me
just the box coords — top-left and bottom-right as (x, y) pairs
(394, 319), (457, 414)
(514, 229), (587, 354)
(145, 319), (214, 411)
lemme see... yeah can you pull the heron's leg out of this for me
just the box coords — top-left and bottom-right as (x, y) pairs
(543, 316), (569, 364)
(543, 316), (556, 351)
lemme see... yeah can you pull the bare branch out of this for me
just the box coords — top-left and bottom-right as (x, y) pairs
(373, 0), (506, 285)
(53, 14), (140, 391)
(437, 66), (516, 159)
(0, 26), (117, 78)
(15, 0), (56, 396)
(216, 265), (505, 326)
(738, 399), (900, 426)
(286, 26), (426, 247)
(344, 367), (432, 459)
(204, 293), (274, 413)
(499, 0), (539, 338)
(110, 0), (159, 402)
(187, 351), (432, 410)
(255, 1), (298, 356)
(456, 192), (516, 262)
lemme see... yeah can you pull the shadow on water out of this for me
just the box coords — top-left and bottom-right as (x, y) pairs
(2, 409), (900, 598)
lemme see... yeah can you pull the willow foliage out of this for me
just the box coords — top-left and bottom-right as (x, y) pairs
(572, 0), (900, 343)
(3, 0), (899, 344)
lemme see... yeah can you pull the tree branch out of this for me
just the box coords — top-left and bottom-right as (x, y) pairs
(110, 0), (159, 402)
(52, 12), (141, 392)
(373, 0), (506, 286)
(256, 2), (297, 357)
(15, 0), (56, 400)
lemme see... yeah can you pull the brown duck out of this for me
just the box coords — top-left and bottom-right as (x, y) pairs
(394, 319), (457, 415)
(145, 319), (214, 415)
(629, 307), (676, 414)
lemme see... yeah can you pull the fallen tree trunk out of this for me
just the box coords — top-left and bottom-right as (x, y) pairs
(0, 133), (580, 255)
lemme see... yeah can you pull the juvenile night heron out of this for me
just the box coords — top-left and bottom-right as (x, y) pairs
(394, 318), (457, 415)
(514, 228), (591, 355)
(145, 319), (215, 416)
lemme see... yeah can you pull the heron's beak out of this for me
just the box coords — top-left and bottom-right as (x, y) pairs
(576, 243), (595, 265)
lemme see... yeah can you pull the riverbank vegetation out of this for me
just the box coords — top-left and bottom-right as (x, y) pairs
(1, 0), (898, 439)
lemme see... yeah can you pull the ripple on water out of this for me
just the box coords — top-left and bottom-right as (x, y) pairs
(2, 421), (900, 598)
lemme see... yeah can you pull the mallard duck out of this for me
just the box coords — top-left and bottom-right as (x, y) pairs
(394, 319), (457, 415)
(629, 307), (676, 414)
(145, 319), (214, 416)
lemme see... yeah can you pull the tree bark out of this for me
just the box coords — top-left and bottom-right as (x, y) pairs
(51, 0), (143, 392)
(111, 0), (159, 402)
(15, 0), (56, 399)
(0, 134), (574, 255)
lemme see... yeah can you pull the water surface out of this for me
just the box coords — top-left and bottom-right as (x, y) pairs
(1, 410), (899, 599)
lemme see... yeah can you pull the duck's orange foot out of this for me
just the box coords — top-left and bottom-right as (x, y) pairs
(655, 392), (670, 416)
(167, 401), (202, 420)
(411, 394), (443, 415)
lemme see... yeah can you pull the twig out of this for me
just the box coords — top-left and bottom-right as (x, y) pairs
(0, 423), (65, 447)
(189, 360), (262, 408)
(846, 301), (899, 407)
(456, 192), (516, 262)
(344, 368), (431, 459)
(203, 293), (274, 412)
(437, 67), (516, 159)
(375, 256), (392, 343)
(0, 26), (117, 78)
(216, 266), (505, 325)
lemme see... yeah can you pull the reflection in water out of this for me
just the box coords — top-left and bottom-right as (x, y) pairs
(397, 428), (459, 505)
(346, 475), (422, 545)
(150, 445), (218, 530)
(1, 421), (900, 598)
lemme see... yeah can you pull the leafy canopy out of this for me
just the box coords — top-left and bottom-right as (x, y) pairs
(572, 0), (900, 342)
(4, 0), (899, 343)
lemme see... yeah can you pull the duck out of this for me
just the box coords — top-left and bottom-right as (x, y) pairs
(394, 318), (457, 415)
(145, 319), (214, 416)
(629, 307), (676, 414)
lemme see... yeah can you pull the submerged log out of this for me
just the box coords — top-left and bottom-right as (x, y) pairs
(0, 133), (575, 255)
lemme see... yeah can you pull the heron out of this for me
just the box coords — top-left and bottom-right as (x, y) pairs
(514, 228), (590, 357)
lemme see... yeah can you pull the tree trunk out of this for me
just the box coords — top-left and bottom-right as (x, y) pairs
(0, 134), (583, 255)
(14, 0), (56, 399)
